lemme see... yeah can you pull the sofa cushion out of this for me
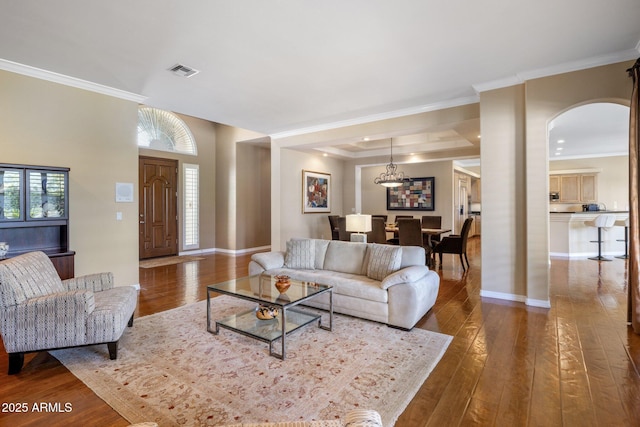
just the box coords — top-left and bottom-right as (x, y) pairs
(313, 239), (330, 269)
(0, 251), (65, 306)
(284, 239), (315, 269)
(366, 244), (402, 281)
(323, 241), (368, 275)
(264, 268), (388, 303)
(399, 246), (427, 268)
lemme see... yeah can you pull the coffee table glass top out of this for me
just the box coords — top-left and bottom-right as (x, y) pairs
(206, 274), (333, 359)
(207, 274), (330, 307)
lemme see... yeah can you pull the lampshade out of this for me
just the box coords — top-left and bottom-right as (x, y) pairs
(345, 214), (372, 233)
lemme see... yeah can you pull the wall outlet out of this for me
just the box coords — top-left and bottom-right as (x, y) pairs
(116, 212), (123, 221)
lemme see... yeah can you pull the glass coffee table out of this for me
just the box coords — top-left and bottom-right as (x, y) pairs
(206, 274), (333, 360)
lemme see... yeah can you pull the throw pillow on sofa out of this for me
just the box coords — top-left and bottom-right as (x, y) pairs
(367, 244), (402, 281)
(284, 238), (316, 269)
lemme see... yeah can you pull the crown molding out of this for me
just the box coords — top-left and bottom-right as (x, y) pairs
(270, 95), (479, 140)
(517, 48), (640, 81)
(0, 58), (147, 103)
(473, 48), (640, 94)
(472, 75), (524, 93)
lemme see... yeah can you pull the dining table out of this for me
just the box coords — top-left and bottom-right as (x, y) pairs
(384, 225), (452, 247)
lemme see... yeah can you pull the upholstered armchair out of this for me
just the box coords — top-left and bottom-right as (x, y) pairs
(0, 251), (138, 374)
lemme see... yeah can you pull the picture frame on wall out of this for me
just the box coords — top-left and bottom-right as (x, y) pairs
(302, 170), (331, 213)
(387, 177), (435, 211)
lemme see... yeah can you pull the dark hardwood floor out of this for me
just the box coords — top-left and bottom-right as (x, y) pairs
(2, 237), (640, 426)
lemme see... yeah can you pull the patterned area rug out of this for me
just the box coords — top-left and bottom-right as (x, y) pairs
(139, 255), (205, 268)
(51, 297), (451, 426)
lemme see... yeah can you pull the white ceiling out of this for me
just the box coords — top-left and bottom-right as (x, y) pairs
(549, 103), (630, 160)
(1, 1), (639, 159)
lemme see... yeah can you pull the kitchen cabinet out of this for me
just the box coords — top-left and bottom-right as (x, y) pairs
(470, 178), (481, 202)
(549, 173), (598, 203)
(549, 175), (560, 196)
(580, 174), (598, 202)
(0, 163), (74, 279)
(560, 175), (581, 202)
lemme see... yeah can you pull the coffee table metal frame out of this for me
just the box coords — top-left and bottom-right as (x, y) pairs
(206, 274), (333, 360)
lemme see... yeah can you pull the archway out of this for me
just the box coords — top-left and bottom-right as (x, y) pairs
(547, 101), (630, 258)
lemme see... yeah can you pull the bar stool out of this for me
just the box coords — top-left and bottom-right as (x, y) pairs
(584, 214), (617, 261)
(615, 217), (629, 259)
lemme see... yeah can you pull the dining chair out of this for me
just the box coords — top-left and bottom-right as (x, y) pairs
(388, 215), (415, 244)
(421, 215), (442, 248)
(398, 218), (430, 264)
(433, 217), (473, 271)
(372, 214), (388, 223)
(394, 215), (414, 223)
(367, 217), (388, 244)
(337, 216), (352, 241)
(327, 215), (340, 240)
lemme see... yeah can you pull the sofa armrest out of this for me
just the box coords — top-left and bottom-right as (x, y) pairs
(387, 269), (440, 329)
(63, 272), (114, 292)
(380, 265), (430, 290)
(250, 252), (285, 271)
(26, 290), (96, 316)
(1, 290), (95, 353)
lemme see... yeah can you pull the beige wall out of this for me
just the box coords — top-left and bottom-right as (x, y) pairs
(214, 124), (267, 251)
(480, 84), (528, 300)
(359, 161), (455, 230)
(1, 68), (270, 292)
(273, 104), (480, 249)
(0, 70), (139, 286)
(477, 60), (634, 305)
(236, 143), (271, 249)
(276, 149), (345, 249)
(524, 61), (633, 303)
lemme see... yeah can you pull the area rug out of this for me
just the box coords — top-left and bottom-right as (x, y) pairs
(139, 255), (205, 268)
(51, 297), (452, 426)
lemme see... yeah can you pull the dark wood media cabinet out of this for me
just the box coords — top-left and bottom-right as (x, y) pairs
(0, 163), (74, 279)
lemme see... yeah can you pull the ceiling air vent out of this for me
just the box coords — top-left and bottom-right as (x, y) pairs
(168, 63), (199, 78)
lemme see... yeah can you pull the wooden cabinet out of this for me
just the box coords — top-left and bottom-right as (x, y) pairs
(560, 175), (581, 202)
(471, 178), (481, 203)
(580, 174), (598, 202)
(549, 175), (560, 195)
(550, 173), (598, 203)
(0, 163), (74, 279)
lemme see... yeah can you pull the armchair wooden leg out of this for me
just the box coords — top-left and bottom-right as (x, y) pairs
(128, 314), (134, 327)
(459, 254), (466, 270)
(464, 252), (470, 269)
(107, 341), (118, 360)
(8, 352), (24, 375)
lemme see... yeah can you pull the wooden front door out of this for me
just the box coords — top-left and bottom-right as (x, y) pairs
(139, 156), (178, 259)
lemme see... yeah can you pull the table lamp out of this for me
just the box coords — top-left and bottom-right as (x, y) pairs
(346, 214), (372, 243)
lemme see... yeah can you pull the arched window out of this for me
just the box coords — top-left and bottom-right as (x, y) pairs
(137, 106), (197, 155)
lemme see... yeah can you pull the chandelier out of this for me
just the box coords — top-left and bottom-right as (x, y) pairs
(373, 138), (408, 187)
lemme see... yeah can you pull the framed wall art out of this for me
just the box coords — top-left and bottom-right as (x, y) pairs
(386, 177), (435, 211)
(302, 170), (331, 213)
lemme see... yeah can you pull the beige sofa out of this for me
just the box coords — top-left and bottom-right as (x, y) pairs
(249, 239), (440, 330)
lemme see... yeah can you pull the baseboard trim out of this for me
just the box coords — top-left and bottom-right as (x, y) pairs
(550, 251), (624, 259)
(480, 289), (551, 309)
(180, 245), (271, 256)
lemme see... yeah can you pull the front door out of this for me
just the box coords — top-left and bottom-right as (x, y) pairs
(139, 156), (178, 259)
